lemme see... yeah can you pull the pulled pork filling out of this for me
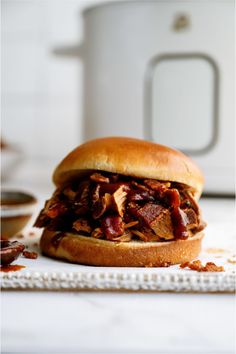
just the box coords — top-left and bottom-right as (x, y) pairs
(34, 171), (206, 242)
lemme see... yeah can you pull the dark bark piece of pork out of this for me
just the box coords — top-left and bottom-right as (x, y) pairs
(136, 203), (165, 226)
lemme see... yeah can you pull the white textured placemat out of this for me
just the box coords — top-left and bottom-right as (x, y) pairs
(1, 225), (235, 292)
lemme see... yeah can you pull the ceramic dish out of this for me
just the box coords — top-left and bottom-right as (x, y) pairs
(1, 190), (37, 238)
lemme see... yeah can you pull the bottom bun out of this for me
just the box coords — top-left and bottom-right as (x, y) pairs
(40, 230), (204, 267)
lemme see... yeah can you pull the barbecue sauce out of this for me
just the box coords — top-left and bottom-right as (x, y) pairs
(171, 207), (188, 239)
(0, 264), (25, 272)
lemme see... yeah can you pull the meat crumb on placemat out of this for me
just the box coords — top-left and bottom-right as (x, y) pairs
(180, 260), (224, 272)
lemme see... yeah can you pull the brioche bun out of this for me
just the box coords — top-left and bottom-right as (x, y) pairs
(40, 229), (204, 267)
(40, 137), (205, 267)
(53, 137), (204, 199)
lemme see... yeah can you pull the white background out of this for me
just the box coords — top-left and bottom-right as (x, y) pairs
(2, 0), (235, 195)
(2, 0), (109, 161)
(1, 3), (235, 353)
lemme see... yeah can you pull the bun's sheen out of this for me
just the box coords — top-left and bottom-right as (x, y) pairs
(53, 137), (204, 199)
(40, 230), (204, 267)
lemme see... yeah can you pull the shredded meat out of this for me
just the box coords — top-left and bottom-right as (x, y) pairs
(128, 190), (155, 202)
(150, 209), (174, 240)
(124, 220), (139, 229)
(90, 172), (109, 184)
(131, 181), (149, 191)
(46, 202), (67, 219)
(146, 232), (162, 242)
(182, 190), (200, 214)
(100, 182), (130, 196)
(34, 210), (50, 228)
(131, 229), (148, 241)
(34, 171), (205, 243)
(23, 250), (38, 259)
(184, 208), (198, 229)
(113, 230), (132, 242)
(63, 187), (77, 200)
(180, 260), (224, 272)
(110, 174), (119, 182)
(92, 184), (101, 206)
(92, 197), (106, 219)
(93, 193), (112, 219)
(73, 218), (92, 233)
(91, 227), (103, 239)
(111, 186), (127, 217)
(104, 193), (112, 208)
(136, 203), (165, 226)
(101, 215), (125, 240)
(194, 220), (207, 232)
(75, 181), (90, 215)
(144, 179), (171, 191)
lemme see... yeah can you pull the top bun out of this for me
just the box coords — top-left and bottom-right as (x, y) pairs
(53, 137), (204, 199)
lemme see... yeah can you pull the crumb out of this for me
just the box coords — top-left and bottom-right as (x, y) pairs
(203, 262), (224, 272)
(28, 231), (36, 237)
(180, 260), (224, 272)
(188, 260), (203, 271)
(227, 258), (236, 265)
(180, 261), (190, 269)
(32, 242), (39, 247)
(205, 248), (227, 254)
(22, 250), (38, 259)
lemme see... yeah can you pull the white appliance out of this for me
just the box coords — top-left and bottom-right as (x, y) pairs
(54, 0), (235, 195)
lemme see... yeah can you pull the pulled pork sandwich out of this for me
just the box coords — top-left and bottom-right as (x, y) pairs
(35, 137), (206, 267)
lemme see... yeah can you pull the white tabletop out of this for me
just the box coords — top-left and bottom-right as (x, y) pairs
(1, 160), (235, 353)
(2, 290), (235, 354)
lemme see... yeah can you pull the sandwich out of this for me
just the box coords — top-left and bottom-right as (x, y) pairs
(34, 137), (206, 267)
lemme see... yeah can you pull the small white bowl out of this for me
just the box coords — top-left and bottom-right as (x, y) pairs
(1, 190), (37, 238)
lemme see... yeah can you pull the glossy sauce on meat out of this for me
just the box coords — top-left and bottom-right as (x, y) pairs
(171, 207), (188, 239)
(34, 172), (205, 242)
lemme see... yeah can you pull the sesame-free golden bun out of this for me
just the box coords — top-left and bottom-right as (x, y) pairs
(40, 229), (204, 267)
(53, 137), (204, 199)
